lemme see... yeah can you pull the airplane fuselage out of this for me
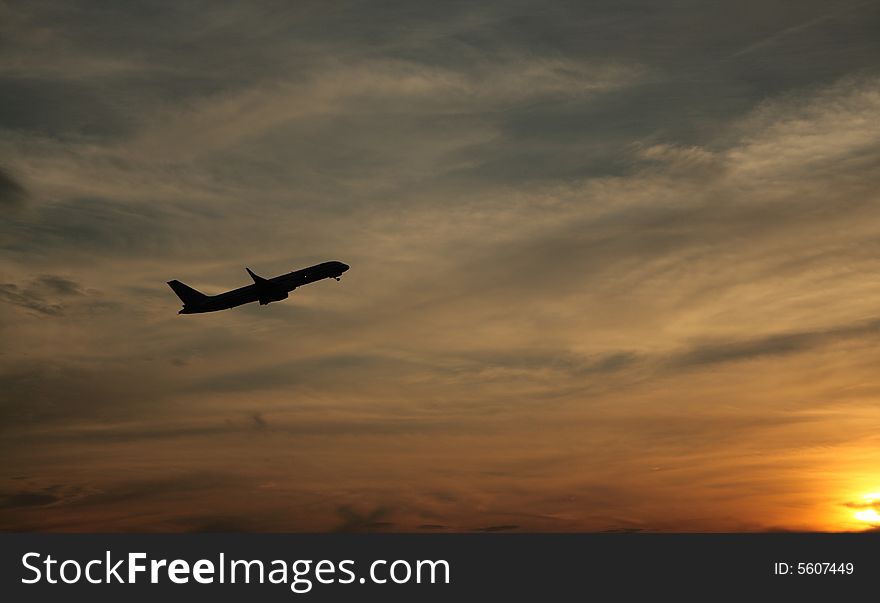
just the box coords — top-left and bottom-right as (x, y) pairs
(169, 261), (349, 314)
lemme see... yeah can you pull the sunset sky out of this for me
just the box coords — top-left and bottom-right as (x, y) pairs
(2, 0), (880, 532)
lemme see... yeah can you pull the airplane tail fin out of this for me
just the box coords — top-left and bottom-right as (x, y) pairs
(167, 280), (207, 305)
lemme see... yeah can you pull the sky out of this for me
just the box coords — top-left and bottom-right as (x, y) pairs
(1, 0), (880, 532)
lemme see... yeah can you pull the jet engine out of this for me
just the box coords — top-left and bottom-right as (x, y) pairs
(258, 288), (288, 305)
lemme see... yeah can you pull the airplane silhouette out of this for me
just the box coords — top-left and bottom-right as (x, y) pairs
(168, 261), (349, 314)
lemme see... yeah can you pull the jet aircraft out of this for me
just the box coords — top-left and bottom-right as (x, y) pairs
(168, 261), (349, 314)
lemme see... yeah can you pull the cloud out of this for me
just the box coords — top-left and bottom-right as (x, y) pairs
(0, 275), (83, 316)
(843, 498), (880, 510)
(332, 505), (395, 533)
(250, 412), (267, 431)
(670, 319), (880, 369)
(0, 490), (61, 509)
(0, 283), (64, 316)
(0, 166), (27, 209)
(0, 76), (132, 140)
(35, 275), (84, 296)
(120, 56), (642, 173)
(2, 197), (192, 261)
(0, 360), (175, 426)
(731, 2), (874, 58)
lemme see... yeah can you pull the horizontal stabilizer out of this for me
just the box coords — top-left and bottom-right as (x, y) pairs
(167, 280), (207, 304)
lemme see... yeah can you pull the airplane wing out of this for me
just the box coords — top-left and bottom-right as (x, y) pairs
(211, 284), (260, 307)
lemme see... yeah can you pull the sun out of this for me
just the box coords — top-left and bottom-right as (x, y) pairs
(854, 493), (880, 526)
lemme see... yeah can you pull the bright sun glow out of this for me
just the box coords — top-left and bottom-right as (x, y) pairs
(854, 493), (880, 525)
(855, 509), (880, 523)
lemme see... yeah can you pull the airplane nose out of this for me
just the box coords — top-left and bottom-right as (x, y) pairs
(341, 263), (350, 272)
